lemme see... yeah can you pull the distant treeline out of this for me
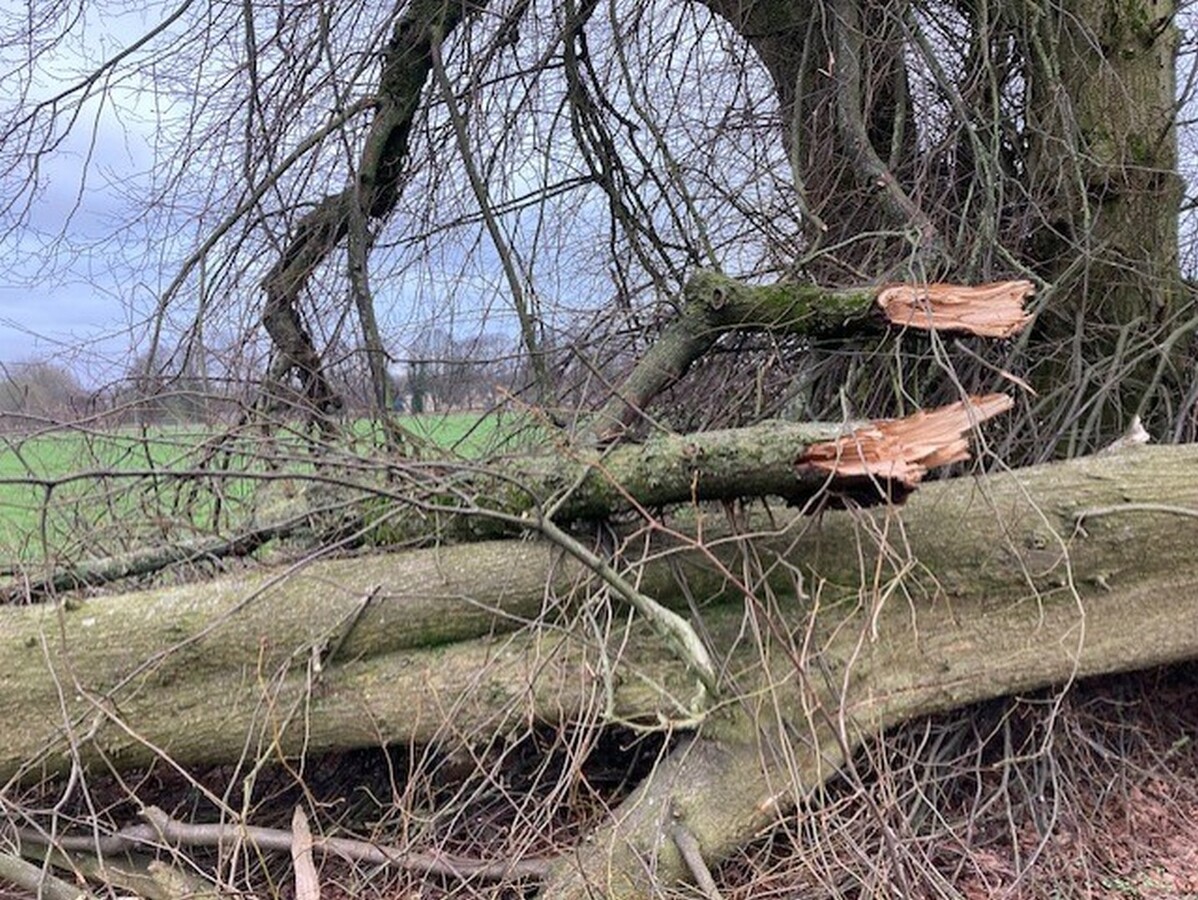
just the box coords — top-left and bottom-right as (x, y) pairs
(0, 333), (523, 432)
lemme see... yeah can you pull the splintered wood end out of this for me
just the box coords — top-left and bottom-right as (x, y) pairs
(795, 394), (1014, 495)
(876, 280), (1035, 338)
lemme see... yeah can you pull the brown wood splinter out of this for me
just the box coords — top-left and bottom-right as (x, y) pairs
(876, 280), (1035, 338)
(795, 394), (1014, 497)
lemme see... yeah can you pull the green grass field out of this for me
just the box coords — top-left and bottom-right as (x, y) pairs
(0, 411), (533, 566)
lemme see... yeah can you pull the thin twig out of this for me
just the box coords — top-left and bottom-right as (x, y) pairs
(831, 0), (950, 267)
(1073, 502), (1198, 523)
(670, 819), (724, 900)
(526, 513), (719, 700)
(318, 585), (380, 672)
(429, 25), (551, 405)
(18, 806), (549, 883)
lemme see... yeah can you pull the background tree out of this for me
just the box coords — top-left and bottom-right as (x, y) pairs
(0, 361), (85, 430)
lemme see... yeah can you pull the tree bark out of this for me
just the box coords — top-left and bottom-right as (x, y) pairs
(5, 446), (1198, 868)
(540, 442), (1198, 896)
(692, 0), (1189, 450)
(695, 0), (927, 275)
(6, 390), (1012, 602)
(1020, 0), (1182, 324)
(588, 271), (1031, 439)
(1007, 0), (1184, 450)
(1, 537), (724, 782)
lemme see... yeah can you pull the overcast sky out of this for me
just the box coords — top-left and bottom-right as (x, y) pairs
(0, 4), (152, 383)
(0, 202), (149, 381)
(0, 0), (528, 386)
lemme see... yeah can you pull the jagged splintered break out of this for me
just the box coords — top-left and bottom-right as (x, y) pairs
(876, 280), (1035, 338)
(795, 394), (1015, 500)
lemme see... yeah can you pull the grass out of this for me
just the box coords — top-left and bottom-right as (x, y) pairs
(0, 411), (533, 566)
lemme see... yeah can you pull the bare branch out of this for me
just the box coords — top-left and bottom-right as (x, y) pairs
(259, 0), (476, 416)
(17, 805), (549, 882)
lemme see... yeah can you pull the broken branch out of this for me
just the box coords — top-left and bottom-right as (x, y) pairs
(876, 280), (1035, 338)
(795, 393), (1014, 488)
(590, 271), (1033, 440)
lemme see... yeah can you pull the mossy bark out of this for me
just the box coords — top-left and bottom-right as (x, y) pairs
(588, 270), (878, 438)
(1022, 0), (1181, 321)
(5, 447), (1198, 774)
(1017, 0), (1185, 449)
(5, 446), (1198, 896)
(541, 444), (1198, 898)
(0, 538), (731, 780)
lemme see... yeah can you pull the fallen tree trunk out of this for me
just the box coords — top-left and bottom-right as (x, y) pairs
(4, 445), (1198, 896)
(541, 445), (1198, 897)
(0, 537), (730, 781)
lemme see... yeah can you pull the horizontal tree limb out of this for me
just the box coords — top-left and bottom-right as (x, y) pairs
(17, 805), (549, 883)
(6, 445), (1198, 898)
(5, 396), (1007, 596)
(541, 443), (1198, 898)
(1, 417), (851, 598)
(590, 271), (1033, 439)
(0, 516), (302, 602)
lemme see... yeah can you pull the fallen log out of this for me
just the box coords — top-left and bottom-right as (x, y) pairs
(541, 443), (1198, 897)
(4, 445), (1198, 898)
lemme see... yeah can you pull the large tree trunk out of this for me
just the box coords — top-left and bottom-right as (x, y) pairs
(1021, 0), (1181, 323)
(1016, 0), (1185, 450)
(692, 0), (1188, 451)
(696, 0), (930, 275)
(5, 445), (1198, 896)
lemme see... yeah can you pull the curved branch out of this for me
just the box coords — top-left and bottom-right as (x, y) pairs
(589, 271), (1033, 440)
(830, 0), (949, 266)
(259, 0), (475, 416)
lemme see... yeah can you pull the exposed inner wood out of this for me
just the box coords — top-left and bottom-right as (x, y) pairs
(794, 393), (1014, 487)
(875, 280), (1035, 338)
